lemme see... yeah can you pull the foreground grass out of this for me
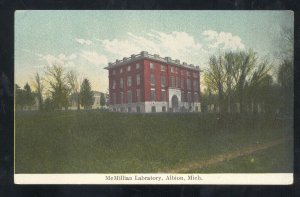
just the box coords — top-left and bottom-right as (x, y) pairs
(15, 111), (293, 173)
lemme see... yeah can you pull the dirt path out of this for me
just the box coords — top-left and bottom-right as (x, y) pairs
(167, 136), (292, 173)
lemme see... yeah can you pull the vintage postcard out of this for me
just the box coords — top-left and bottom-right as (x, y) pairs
(14, 10), (293, 184)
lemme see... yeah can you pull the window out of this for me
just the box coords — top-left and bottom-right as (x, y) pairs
(161, 65), (166, 72)
(193, 72), (198, 78)
(160, 76), (166, 87)
(150, 74), (155, 85)
(151, 106), (156, 112)
(112, 70), (116, 75)
(187, 79), (191, 90)
(127, 65), (131, 71)
(150, 89), (156, 101)
(181, 92), (185, 102)
(175, 76), (179, 87)
(193, 80), (198, 90)
(181, 70), (185, 75)
(181, 78), (184, 89)
(187, 92), (192, 103)
(162, 106), (166, 112)
(127, 90), (132, 103)
(120, 68), (123, 73)
(150, 62), (155, 69)
(128, 107), (131, 112)
(112, 93), (116, 104)
(170, 76), (175, 87)
(136, 89), (141, 102)
(136, 63), (140, 69)
(187, 71), (191, 77)
(127, 76), (132, 87)
(161, 89), (166, 101)
(171, 66), (177, 73)
(194, 92), (199, 102)
(120, 78), (124, 89)
(120, 92), (123, 104)
(136, 74), (140, 86)
(112, 80), (116, 89)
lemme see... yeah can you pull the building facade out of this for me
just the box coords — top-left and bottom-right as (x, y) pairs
(105, 51), (201, 113)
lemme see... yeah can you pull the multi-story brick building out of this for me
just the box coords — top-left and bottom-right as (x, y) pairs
(105, 51), (201, 113)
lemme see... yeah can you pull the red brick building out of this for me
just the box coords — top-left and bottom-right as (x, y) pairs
(105, 51), (201, 113)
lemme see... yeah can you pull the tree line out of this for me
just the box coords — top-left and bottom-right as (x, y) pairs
(202, 27), (293, 116)
(15, 64), (106, 111)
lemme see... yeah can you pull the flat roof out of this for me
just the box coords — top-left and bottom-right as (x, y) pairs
(104, 51), (201, 71)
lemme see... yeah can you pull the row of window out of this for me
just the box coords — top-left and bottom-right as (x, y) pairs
(112, 74), (199, 90)
(112, 62), (198, 78)
(111, 90), (199, 104)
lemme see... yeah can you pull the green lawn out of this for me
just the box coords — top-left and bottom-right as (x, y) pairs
(15, 111), (293, 173)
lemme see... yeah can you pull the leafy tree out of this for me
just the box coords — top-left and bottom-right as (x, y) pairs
(80, 78), (94, 109)
(44, 65), (69, 110)
(32, 72), (44, 111)
(44, 97), (55, 112)
(100, 92), (106, 108)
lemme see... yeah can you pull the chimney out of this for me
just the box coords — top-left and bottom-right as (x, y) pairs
(131, 54), (135, 59)
(141, 51), (148, 57)
(175, 59), (180, 64)
(165, 57), (172, 62)
(154, 54), (159, 58)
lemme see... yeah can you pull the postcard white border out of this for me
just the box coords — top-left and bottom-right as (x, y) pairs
(14, 173), (293, 185)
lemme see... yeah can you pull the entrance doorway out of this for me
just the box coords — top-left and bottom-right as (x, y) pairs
(171, 95), (179, 112)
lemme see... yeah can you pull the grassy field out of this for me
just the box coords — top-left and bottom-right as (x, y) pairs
(15, 111), (293, 173)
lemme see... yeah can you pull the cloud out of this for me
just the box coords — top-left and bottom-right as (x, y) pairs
(97, 30), (206, 66)
(80, 50), (108, 66)
(203, 30), (245, 50)
(38, 53), (78, 67)
(75, 38), (93, 45)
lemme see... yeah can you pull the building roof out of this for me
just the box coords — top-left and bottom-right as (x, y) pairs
(104, 51), (201, 71)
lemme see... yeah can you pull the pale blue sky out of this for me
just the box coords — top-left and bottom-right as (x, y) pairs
(15, 10), (293, 92)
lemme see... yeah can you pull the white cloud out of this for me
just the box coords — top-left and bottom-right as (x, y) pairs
(80, 50), (108, 66)
(97, 30), (206, 66)
(203, 30), (245, 50)
(75, 38), (93, 45)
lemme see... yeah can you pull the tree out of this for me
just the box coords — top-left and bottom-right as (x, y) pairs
(67, 70), (81, 110)
(80, 79), (94, 109)
(15, 84), (25, 110)
(204, 55), (226, 113)
(44, 65), (70, 110)
(32, 72), (44, 111)
(100, 92), (106, 108)
(23, 83), (35, 110)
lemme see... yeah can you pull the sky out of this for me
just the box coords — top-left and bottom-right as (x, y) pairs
(15, 10), (293, 92)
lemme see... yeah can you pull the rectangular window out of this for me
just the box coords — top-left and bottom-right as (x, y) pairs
(113, 93), (116, 104)
(112, 70), (116, 75)
(161, 65), (166, 72)
(188, 92), (192, 103)
(127, 66), (131, 71)
(127, 91), (132, 103)
(171, 67), (175, 73)
(175, 76), (179, 87)
(120, 92), (123, 104)
(112, 80), (116, 89)
(161, 90), (166, 101)
(136, 74), (140, 86)
(194, 92), (199, 102)
(193, 72), (198, 78)
(181, 70), (185, 75)
(150, 62), (155, 69)
(127, 76), (132, 87)
(136, 89), (141, 102)
(120, 68), (123, 73)
(181, 78), (184, 89)
(187, 79), (191, 90)
(150, 74), (155, 85)
(187, 71), (191, 77)
(181, 92), (185, 102)
(136, 63), (140, 69)
(160, 75), (166, 87)
(150, 89), (156, 101)
(120, 78), (124, 89)
(170, 76), (175, 87)
(193, 80), (198, 90)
